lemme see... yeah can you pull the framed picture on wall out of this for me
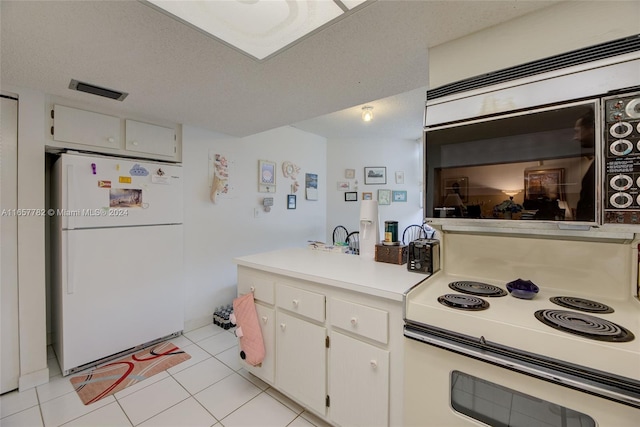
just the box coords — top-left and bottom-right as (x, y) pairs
(258, 160), (276, 193)
(345, 192), (357, 202)
(337, 181), (351, 191)
(524, 168), (565, 201)
(392, 190), (407, 202)
(364, 167), (386, 185)
(378, 189), (391, 205)
(443, 177), (468, 203)
(287, 194), (296, 209)
(345, 169), (356, 179)
(362, 192), (373, 200)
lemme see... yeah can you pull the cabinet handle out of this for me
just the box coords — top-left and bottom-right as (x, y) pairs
(107, 137), (115, 143)
(370, 360), (378, 369)
(292, 299), (299, 307)
(261, 316), (268, 324)
(250, 286), (255, 293)
(132, 140), (139, 146)
(350, 317), (358, 326)
(280, 323), (286, 331)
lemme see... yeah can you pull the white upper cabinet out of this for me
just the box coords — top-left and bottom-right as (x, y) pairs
(49, 104), (181, 162)
(52, 105), (120, 150)
(125, 120), (176, 158)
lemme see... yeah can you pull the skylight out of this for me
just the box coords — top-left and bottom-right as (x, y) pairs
(146, 0), (368, 61)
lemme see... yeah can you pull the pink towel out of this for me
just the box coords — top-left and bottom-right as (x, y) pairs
(231, 292), (265, 366)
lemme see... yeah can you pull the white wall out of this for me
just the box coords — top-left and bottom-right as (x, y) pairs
(429, 1), (640, 88)
(181, 125), (327, 330)
(326, 137), (423, 243)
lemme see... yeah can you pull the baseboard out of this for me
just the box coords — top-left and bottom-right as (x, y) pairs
(184, 314), (213, 333)
(19, 367), (49, 391)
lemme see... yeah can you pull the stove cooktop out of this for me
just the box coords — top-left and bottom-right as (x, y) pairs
(448, 281), (507, 297)
(550, 296), (614, 313)
(534, 309), (634, 342)
(437, 294), (490, 310)
(406, 273), (640, 380)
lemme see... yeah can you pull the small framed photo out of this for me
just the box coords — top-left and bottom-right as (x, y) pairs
(287, 194), (296, 209)
(345, 192), (357, 202)
(392, 190), (407, 202)
(364, 167), (386, 185)
(395, 171), (405, 184)
(443, 177), (468, 203)
(337, 181), (351, 191)
(362, 192), (373, 200)
(345, 169), (356, 179)
(378, 189), (391, 205)
(258, 160), (276, 193)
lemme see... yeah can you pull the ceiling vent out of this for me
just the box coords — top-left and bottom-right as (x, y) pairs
(68, 79), (128, 101)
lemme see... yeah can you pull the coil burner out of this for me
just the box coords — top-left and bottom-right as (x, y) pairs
(534, 309), (634, 342)
(550, 296), (614, 314)
(448, 281), (507, 297)
(437, 294), (490, 311)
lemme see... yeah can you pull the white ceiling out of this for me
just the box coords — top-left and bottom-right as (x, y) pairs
(0, 0), (559, 139)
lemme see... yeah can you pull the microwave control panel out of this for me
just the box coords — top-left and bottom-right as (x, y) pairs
(603, 92), (640, 225)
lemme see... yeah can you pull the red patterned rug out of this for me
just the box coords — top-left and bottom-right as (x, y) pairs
(70, 341), (191, 405)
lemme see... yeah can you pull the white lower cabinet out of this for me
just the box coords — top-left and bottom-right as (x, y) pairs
(236, 266), (401, 426)
(329, 331), (389, 427)
(244, 303), (275, 384)
(276, 311), (327, 415)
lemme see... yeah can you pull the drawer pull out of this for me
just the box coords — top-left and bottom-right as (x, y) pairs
(292, 299), (299, 307)
(350, 317), (358, 326)
(280, 323), (286, 331)
(250, 286), (255, 293)
(370, 360), (378, 369)
(261, 316), (268, 324)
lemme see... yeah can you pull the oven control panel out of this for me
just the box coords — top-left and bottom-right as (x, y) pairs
(603, 92), (640, 224)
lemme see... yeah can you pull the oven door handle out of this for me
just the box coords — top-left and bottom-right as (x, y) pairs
(404, 325), (640, 409)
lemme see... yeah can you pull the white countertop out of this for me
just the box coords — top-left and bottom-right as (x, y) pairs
(234, 248), (429, 302)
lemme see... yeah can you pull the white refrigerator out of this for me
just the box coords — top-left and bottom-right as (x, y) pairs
(51, 152), (184, 375)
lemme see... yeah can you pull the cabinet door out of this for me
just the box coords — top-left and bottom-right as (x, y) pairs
(53, 105), (121, 150)
(1, 97), (19, 393)
(329, 331), (389, 427)
(244, 303), (275, 384)
(276, 311), (326, 415)
(125, 119), (176, 158)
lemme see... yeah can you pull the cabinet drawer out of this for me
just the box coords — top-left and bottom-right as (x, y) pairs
(237, 268), (275, 305)
(330, 298), (388, 344)
(276, 284), (325, 322)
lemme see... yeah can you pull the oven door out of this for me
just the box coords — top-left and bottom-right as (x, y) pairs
(404, 328), (638, 427)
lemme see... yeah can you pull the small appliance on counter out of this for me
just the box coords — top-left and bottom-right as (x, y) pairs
(408, 238), (440, 273)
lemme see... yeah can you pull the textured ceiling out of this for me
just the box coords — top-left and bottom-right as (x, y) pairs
(0, 0), (559, 139)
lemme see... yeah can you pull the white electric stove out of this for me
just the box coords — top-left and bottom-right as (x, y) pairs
(404, 232), (640, 426)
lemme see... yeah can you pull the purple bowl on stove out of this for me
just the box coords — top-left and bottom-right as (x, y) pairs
(506, 279), (539, 299)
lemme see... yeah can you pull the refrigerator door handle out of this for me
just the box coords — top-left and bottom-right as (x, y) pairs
(66, 164), (75, 230)
(66, 232), (75, 295)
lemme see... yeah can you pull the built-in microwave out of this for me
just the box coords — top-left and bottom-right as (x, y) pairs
(423, 35), (640, 231)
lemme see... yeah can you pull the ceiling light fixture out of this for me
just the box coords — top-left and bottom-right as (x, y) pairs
(146, 0), (368, 61)
(362, 106), (374, 122)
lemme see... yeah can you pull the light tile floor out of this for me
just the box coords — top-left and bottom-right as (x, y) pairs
(0, 324), (332, 427)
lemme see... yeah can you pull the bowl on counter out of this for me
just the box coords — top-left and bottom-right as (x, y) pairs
(506, 279), (539, 299)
